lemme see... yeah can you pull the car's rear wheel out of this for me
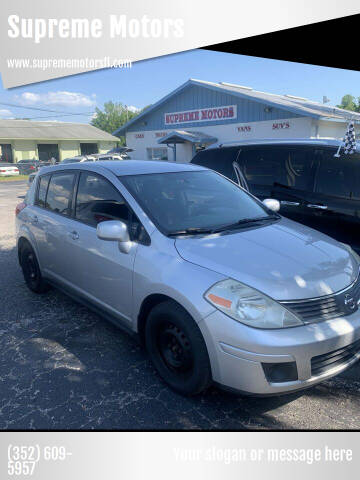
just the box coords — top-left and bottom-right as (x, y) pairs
(20, 243), (51, 294)
(145, 300), (212, 395)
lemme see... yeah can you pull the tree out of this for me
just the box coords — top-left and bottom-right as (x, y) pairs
(337, 94), (360, 112)
(91, 101), (139, 145)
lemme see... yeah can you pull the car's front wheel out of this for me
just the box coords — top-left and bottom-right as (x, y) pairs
(145, 300), (212, 395)
(20, 242), (51, 294)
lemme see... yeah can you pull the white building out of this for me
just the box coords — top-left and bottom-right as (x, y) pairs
(115, 79), (360, 163)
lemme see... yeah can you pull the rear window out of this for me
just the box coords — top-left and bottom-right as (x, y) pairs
(45, 172), (76, 216)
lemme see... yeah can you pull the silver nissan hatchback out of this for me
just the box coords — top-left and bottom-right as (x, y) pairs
(16, 161), (360, 396)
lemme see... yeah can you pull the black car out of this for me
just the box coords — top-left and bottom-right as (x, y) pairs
(16, 159), (40, 175)
(191, 139), (360, 252)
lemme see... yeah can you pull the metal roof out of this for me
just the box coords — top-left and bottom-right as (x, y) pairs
(157, 130), (217, 145)
(114, 79), (360, 136)
(0, 119), (119, 141)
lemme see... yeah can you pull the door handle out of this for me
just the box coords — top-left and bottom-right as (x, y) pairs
(68, 231), (79, 240)
(307, 204), (328, 210)
(280, 201), (300, 206)
(30, 215), (38, 223)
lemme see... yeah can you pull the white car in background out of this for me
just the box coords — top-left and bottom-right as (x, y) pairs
(0, 163), (19, 176)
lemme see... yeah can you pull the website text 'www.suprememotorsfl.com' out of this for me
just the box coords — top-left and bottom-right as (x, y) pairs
(6, 57), (132, 71)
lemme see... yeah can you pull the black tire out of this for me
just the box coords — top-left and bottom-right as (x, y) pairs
(20, 242), (51, 294)
(145, 300), (212, 395)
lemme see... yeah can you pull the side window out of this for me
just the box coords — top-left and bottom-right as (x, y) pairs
(45, 172), (76, 216)
(241, 148), (285, 187)
(191, 148), (239, 182)
(35, 174), (50, 208)
(315, 152), (360, 199)
(75, 172), (149, 244)
(241, 147), (315, 192)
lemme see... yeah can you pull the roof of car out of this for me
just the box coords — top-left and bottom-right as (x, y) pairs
(38, 160), (206, 176)
(206, 137), (358, 149)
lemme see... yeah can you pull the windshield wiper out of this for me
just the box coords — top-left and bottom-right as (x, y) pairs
(168, 215), (279, 237)
(168, 227), (217, 237)
(211, 215), (279, 233)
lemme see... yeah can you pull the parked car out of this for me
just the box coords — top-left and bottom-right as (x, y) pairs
(16, 160), (360, 396)
(191, 139), (360, 252)
(16, 159), (40, 175)
(60, 155), (96, 164)
(0, 163), (19, 176)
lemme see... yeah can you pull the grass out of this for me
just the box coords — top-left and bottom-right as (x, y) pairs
(0, 175), (29, 182)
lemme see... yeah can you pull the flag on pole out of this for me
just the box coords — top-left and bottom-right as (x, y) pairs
(334, 121), (356, 157)
(343, 122), (356, 154)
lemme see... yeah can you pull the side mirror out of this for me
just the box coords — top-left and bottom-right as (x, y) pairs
(96, 220), (132, 253)
(263, 198), (280, 212)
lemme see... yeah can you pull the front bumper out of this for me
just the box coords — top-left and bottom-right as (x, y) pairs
(199, 308), (360, 395)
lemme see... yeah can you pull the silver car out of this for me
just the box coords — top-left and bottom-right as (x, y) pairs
(16, 161), (360, 396)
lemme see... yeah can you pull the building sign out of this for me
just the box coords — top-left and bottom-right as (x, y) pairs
(155, 132), (166, 138)
(237, 125), (251, 133)
(134, 133), (144, 138)
(272, 121), (290, 130)
(165, 105), (237, 125)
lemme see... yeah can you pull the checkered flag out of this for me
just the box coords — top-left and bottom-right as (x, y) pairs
(343, 122), (356, 154)
(334, 121), (357, 157)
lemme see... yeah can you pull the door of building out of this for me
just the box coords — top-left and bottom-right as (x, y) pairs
(80, 143), (98, 155)
(0, 144), (13, 163)
(37, 144), (59, 161)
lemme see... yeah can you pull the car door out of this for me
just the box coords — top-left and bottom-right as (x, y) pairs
(239, 145), (319, 227)
(307, 149), (360, 251)
(37, 170), (79, 279)
(27, 172), (52, 267)
(64, 170), (145, 323)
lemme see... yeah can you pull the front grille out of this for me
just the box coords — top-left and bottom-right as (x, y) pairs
(280, 273), (360, 324)
(311, 339), (360, 376)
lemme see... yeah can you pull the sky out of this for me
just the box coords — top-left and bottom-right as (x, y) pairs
(1, 49), (360, 124)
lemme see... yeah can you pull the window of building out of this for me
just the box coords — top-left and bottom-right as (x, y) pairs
(80, 143), (98, 155)
(37, 144), (59, 162)
(147, 147), (168, 161)
(0, 144), (13, 163)
(45, 172), (76, 216)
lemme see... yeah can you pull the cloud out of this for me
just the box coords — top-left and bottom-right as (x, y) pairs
(15, 91), (96, 108)
(0, 109), (13, 117)
(127, 105), (139, 113)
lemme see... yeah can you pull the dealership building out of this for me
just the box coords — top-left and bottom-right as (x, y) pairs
(0, 119), (118, 163)
(115, 78), (360, 163)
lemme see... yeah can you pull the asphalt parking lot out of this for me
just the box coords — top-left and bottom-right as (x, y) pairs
(1, 180), (360, 430)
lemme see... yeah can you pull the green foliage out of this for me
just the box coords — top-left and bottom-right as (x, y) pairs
(337, 94), (360, 113)
(91, 101), (139, 145)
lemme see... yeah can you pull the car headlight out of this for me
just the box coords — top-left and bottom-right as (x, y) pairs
(341, 243), (360, 265)
(204, 279), (303, 329)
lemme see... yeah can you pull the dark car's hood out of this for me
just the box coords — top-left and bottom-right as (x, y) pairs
(175, 218), (358, 300)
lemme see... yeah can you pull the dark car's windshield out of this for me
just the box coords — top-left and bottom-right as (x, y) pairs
(120, 170), (276, 235)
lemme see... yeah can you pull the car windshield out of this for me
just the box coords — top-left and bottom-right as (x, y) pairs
(120, 170), (276, 235)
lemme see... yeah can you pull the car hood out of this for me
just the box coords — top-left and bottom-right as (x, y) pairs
(175, 218), (358, 300)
